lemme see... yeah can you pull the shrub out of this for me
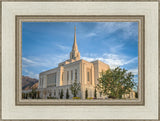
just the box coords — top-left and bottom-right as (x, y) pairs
(66, 88), (70, 99)
(22, 93), (25, 99)
(60, 89), (64, 99)
(72, 97), (80, 99)
(87, 97), (94, 99)
(94, 88), (97, 99)
(85, 88), (88, 99)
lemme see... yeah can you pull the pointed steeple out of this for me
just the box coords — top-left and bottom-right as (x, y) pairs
(70, 26), (80, 61)
(72, 26), (78, 51)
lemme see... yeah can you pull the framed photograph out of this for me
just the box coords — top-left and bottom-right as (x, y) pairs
(1, 0), (159, 120)
(16, 16), (144, 106)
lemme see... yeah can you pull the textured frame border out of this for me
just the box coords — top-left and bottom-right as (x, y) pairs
(15, 15), (145, 106)
(0, 0), (159, 121)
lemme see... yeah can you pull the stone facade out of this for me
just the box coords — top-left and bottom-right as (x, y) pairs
(38, 27), (110, 99)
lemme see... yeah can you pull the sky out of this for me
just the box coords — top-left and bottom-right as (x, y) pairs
(22, 22), (138, 85)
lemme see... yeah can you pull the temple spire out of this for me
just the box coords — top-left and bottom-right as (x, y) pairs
(72, 26), (78, 51)
(70, 26), (80, 61)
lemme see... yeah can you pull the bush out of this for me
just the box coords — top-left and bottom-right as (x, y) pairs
(22, 93), (25, 99)
(94, 88), (97, 99)
(135, 91), (138, 98)
(60, 89), (64, 99)
(85, 88), (88, 99)
(72, 97), (80, 99)
(108, 95), (116, 99)
(87, 97), (94, 99)
(66, 88), (70, 99)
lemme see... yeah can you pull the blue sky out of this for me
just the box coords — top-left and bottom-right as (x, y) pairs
(22, 22), (138, 84)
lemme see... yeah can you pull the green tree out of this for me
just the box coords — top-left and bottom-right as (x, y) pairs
(66, 88), (70, 99)
(135, 91), (138, 98)
(22, 93), (25, 99)
(26, 93), (29, 99)
(70, 80), (81, 97)
(31, 88), (36, 99)
(96, 67), (136, 99)
(37, 91), (40, 99)
(85, 88), (88, 99)
(94, 88), (97, 99)
(60, 89), (64, 99)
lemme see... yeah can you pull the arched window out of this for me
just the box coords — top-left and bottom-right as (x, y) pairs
(87, 72), (90, 82)
(67, 71), (69, 84)
(75, 69), (77, 81)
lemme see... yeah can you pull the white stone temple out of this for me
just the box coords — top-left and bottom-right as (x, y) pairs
(38, 26), (110, 99)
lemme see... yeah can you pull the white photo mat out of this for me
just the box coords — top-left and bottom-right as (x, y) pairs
(1, 1), (159, 120)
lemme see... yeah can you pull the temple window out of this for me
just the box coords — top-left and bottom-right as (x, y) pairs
(47, 73), (57, 87)
(75, 69), (77, 81)
(87, 72), (90, 81)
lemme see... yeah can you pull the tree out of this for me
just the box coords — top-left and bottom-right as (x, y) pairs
(60, 89), (64, 99)
(48, 89), (52, 98)
(58, 89), (61, 98)
(66, 88), (70, 99)
(31, 87), (36, 99)
(37, 91), (40, 99)
(135, 91), (138, 98)
(94, 88), (97, 99)
(96, 67), (136, 99)
(70, 80), (81, 97)
(26, 93), (29, 99)
(22, 93), (25, 99)
(85, 88), (88, 99)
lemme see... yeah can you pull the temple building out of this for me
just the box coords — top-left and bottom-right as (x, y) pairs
(38, 27), (110, 99)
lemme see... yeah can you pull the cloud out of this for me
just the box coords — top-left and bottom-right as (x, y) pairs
(85, 32), (97, 37)
(22, 54), (138, 79)
(22, 54), (69, 78)
(128, 68), (138, 75)
(22, 57), (36, 64)
(124, 57), (138, 65)
(109, 44), (124, 53)
(23, 69), (39, 79)
(82, 22), (137, 42)
(81, 53), (138, 69)
(96, 22), (138, 40)
(22, 54), (69, 69)
(56, 44), (70, 51)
